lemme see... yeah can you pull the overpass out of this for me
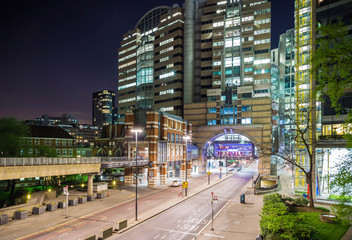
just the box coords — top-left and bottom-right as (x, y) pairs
(0, 157), (150, 181)
(0, 157), (150, 194)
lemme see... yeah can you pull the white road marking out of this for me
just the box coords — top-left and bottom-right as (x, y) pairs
(154, 234), (160, 239)
(204, 233), (225, 238)
(58, 233), (68, 238)
(161, 235), (166, 239)
(177, 219), (181, 223)
(157, 228), (197, 236)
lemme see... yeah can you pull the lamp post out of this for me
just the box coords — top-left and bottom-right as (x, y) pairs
(131, 129), (142, 221)
(184, 135), (190, 197)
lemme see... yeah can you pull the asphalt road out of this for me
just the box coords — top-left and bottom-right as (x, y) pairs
(117, 169), (255, 240)
(15, 175), (217, 240)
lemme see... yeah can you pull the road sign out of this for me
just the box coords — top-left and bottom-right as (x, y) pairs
(207, 172), (211, 175)
(182, 181), (188, 189)
(63, 187), (68, 195)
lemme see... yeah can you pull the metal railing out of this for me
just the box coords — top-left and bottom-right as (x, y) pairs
(0, 157), (101, 167)
(101, 157), (148, 162)
(101, 157), (149, 168)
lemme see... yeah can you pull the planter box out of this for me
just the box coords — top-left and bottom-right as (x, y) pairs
(46, 203), (58, 211)
(320, 214), (337, 223)
(97, 192), (105, 199)
(14, 211), (28, 220)
(0, 215), (9, 225)
(87, 195), (95, 201)
(58, 201), (66, 208)
(69, 199), (78, 206)
(32, 206), (45, 215)
(78, 197), (87, 204)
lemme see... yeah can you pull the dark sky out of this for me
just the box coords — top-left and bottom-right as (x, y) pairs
(0, 0), (294, 124)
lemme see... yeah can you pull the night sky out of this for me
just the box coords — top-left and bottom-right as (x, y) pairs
(0, 0), (294, 124)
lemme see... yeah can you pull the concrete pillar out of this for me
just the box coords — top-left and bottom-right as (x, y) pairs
(180, 160), (186, 180)
(125, 168), (133, 186)
(87, 174), (94, 196)
(148, 163), (158, 188)
(187, 161), (192, 178)
(160, 163), (167, 185)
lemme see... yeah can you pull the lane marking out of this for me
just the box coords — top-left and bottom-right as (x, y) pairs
(58, 233), (68, 238)
(157, 228), (197, 236)
(204, 233), (225, 238)
(154, 234), (160, 239)
(161, 235), (166, 239)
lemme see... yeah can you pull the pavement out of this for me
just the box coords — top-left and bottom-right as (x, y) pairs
(194, 166), (352, 240)
(1, 165), (351, 240)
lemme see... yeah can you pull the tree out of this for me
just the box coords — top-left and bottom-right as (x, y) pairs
(311, 19), (352, 146)
(0, 117), (30, 205)
(263, 108), (317, 207)
(0, 117), (30, 157)
(330, 151), (352, 220)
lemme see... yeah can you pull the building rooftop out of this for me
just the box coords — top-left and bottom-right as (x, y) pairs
(29, 125), (74, 139)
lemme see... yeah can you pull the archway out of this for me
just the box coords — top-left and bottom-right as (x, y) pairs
(191, 125), (271, 176)
(201, 132), (259, 173)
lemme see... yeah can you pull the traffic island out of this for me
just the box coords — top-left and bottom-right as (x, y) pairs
(14, 210), (28, 220)
(46, 203), (58, 211)
(32, 206), (45, 215)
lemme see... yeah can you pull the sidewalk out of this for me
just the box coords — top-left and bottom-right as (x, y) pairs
(195, 166), (352, 240)
(195, 168), (262, 240)
(0, 173), (234, 240)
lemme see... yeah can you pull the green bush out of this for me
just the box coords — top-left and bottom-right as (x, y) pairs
(260, 194), (318, 240)
(293, 197), (309, 207)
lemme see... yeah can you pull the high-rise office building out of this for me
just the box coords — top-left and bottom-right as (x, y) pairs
(92, 89), (117, 127)
(117, 5), (184, 123)
(117, 0), (273, 175)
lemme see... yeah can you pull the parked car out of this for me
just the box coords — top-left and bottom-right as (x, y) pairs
(171, 179), (183, 187)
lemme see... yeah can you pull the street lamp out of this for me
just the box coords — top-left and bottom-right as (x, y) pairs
(184, 135), (191, 197)
(131, 128), (142, 221)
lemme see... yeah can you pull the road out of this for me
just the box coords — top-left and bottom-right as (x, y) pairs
(14, 174), (220, 240)
(117, 169), (255, 240)
(12, 170), (255, 240)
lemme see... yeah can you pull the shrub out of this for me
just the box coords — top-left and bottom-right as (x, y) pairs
(293, 197), (309, 207)
(260, 194), (318, 240)
(315, 206), (330, 212)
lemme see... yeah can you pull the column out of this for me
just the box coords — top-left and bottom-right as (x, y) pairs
(125, 168), (133, 186)
(180, 160), (186, 180)
(187, 161), (192, 178)
(87, 174), (94, 196)
(148, 163), (158, 188)
(160, 163), (167, 185)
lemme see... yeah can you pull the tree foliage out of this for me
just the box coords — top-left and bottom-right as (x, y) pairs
(0, 117), (29, 157)
(312, 19), (352, 111)
(311, 19), (352, 147)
